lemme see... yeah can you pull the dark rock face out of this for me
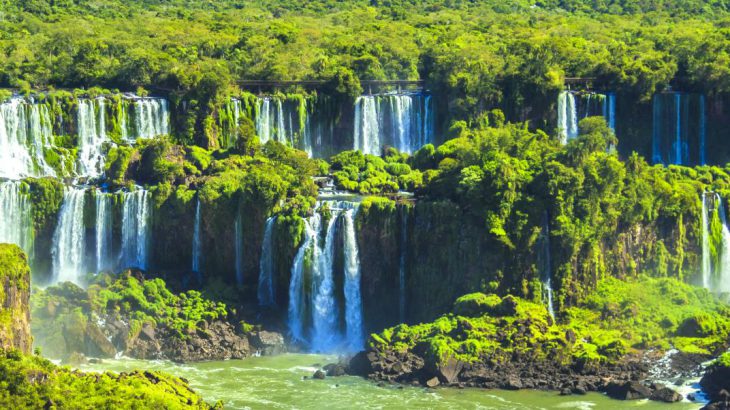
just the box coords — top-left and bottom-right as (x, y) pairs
(649, 387), (683, 403)
(251, 331), (286, 356)
(604, 381), (652, 400)
(701, 361), (730, 410)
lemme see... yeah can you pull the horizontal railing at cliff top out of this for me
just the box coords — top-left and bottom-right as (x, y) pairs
(237, 80), (427, 93)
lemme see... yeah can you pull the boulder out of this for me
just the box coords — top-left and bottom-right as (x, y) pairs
(313, 370), (326, 380)
(324, 363), (346, 377)
(348, 351), (374, 376)
(251, 331), (286, 356)
(605, 381), (652, 400)
(650, 387), (683, 403)
(85, 323), (117, 358)
(436, 357), (464, 384)
(425, 377), (440, 388)
(504, 377), (523, 390)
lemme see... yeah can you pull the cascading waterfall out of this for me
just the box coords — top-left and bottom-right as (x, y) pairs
(133, 98), (170, 140)
(235, 212), (244, 286)
(120, 189), (151, 271)
(701, 192), (730, 293)
(288, 212), (320, 344)
(539, 212), (555, 318)
(287, 201), (363, 352)
(652, 93), (705, 166)
(558, 91), (616, 144)
(192, 198), (202, 277)
(0, 181), (33, 253)
(77, 98), (109, 179)
(354, 93), (434, 155)
(342, 206), (363, 351)
(257, 217), (276, 306)
(95, 191), (113, 273)
(0, 98), (56, 179)
(557, 91), (578, 144)
(52, 188), (87, 285)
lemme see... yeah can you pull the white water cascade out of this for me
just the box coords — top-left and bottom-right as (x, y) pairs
(77, 98), (110, 179)
(287, 201), (363, 352)
(95, 191), (114, 273)
(0, 181), (33, 253)
(343, 206), (364, 351)
(258, 217), (276, 306)
(398, 206), (408, 323)
(702, 192), (730, 293)
(288, 212), (320, 344)
(558, 91), (616, 144)
(133, 98), (170, 140)
(0, 98), (56, 179)
(192, 198), (202, 277)
(120, 189), (151, 271)
(52, 188), (87, 285)
(558, 91), (578, 144)
(353, 93), (434, 155)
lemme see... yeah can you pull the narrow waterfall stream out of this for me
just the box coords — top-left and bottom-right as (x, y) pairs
(258, 217), (276, 306)
(95, 191), (113, 273)
(52, 188), (87, 285)
(540, 211), (556, 318)
(343, 206), (363, 351)
(701, 192), (730, 292)
(77, 98), (109, 179)
(120, 189), (151, 271)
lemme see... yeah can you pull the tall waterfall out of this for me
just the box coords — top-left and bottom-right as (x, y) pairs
(398, 206), (408, 323)
(77, 98), (110, 179)
(52, 188), (87, 285)
(95, 191), (114, 273)
(288, 201), (363, 352)
(0, 98), (56, 179)
(192, 198), (202, 277)
(0, 181), (33, 253)
(288, 212), (320, 344)
(558, 91), (615, 144)
(354, 93), (434, 155)
(539, 212), (555, 318)
(258, 217), (276, 306)
(652, 93), (705, 166)
(701, 192), (730, 293)
(120, 189), (151, 271)
(343, 206), (363, 351)
(132, 98), (170, 140)
(235, 212), (244, 285)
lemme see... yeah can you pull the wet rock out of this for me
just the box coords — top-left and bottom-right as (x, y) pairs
(62, 352), (88, 365)
(504, 377), (523, 390)
(605, 381), (652, 400)
(650, 387), (683, 403)
(436, 357), (464, 384)
(84, 323), (117, 358)
(324, 363), (346, 377)
(425, 377), (440, 388)
(250, 331), (286, 356)
(313, 370), (326, 380)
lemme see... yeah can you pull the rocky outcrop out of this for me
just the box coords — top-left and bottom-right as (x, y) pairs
(701, 355), (730, 410)
(0, 244), (31, 353)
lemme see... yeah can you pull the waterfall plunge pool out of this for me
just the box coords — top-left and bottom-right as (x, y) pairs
(78, 354), (702, 409)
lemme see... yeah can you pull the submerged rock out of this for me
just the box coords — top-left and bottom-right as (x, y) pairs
(605, 381), (652, 400)
(650, 387), (683, 403)
(313, 370), (326, 380)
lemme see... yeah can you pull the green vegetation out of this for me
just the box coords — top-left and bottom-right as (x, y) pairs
(371, 276), (730, 369)
(0, 245), (31, 354)
(0, 349), (215, 409)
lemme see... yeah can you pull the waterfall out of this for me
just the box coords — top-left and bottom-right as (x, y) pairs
(702, 193), (730, 293)
(398, 207), (408, 323)
(652, 93), (704, 165)
(77, 98), (109, 179)
(343, 207), (363, 351)
(288, 212), (320, 344)
(258, 217), (276, 306)
(0, 181), (33, 254)
(235, 212), (244, 285)
(133, 98), (170, 139)
(256, 98), (272, 144)
(539, 212), (555, 318)
(557, 91), (578, 144)
(95, 191), (113, 273)
(192, 198), (202, 277)
(120, 189), (151, 271)
(287, 200), (363, 352)
(0, 98), (56, 179)
(52, 188), (87, 285)
(353, 93), (433, 155)
(604, 92), (616, 131)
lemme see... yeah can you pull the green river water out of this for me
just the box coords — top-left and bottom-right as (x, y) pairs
(78, 354), (704, 409)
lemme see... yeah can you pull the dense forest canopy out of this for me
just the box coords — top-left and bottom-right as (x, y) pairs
(1, 0), (730, 126)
